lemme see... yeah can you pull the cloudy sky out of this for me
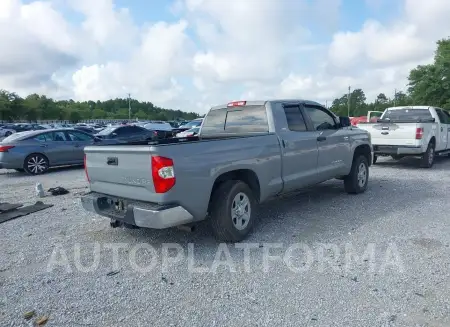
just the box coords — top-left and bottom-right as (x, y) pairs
(0, 0), (449, 114)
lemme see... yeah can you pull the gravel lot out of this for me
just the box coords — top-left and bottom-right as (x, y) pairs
(1, 157), (450, 327)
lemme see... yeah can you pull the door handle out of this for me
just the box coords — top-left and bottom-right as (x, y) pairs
(74, 144), (81, 148)
(344, 136), (349, 140)
(317, 136), (326, 142)
(40, 144), (48, 148)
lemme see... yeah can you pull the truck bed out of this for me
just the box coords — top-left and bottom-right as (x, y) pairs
(357, 121), (434, 147)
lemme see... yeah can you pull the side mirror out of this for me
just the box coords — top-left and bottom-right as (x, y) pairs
(339, 116), (351, 128)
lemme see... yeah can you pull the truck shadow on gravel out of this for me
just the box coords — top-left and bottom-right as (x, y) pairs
(123, 176), (437, 246)
(0, 165), (83, 177)
(374, 156), (450, 170)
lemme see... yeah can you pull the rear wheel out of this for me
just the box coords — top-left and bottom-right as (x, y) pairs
(24, 153), (49, 175)
(209, 180), (257, 242)
(420, 142), (435, 168)
(344, 155), (369, 194)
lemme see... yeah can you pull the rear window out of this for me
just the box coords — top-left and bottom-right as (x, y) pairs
(201, 105), (269, 135)
(383, 109), (432, 120)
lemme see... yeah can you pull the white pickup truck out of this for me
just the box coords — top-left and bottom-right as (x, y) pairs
(357, 106), (450, 168)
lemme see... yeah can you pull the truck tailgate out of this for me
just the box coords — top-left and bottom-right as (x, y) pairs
(357, 122), (422, 146)
(85, 145), (158, 202)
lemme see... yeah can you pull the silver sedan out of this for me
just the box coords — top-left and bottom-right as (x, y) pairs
(0, 129), (99, 174)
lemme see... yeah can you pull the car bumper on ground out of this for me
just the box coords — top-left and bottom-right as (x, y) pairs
(373, 145), (424, 156)
(81, 192), (194, 229)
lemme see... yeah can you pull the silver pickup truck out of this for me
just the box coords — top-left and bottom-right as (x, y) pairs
(81, 99), (372, 241)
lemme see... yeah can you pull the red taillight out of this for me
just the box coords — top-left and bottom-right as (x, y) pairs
(0, 145), (14, 152)
(84, 154), (90, 182)
(227, 101), (246, 107)
(151, 156), (175, 193)
(415, 127), (424, 139)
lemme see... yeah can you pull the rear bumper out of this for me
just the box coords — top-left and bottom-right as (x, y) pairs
(373, 145), (424, 155)
(81, 192), (194, 229)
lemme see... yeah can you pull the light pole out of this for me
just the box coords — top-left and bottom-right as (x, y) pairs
(347, 86), (351, 117)
(127, 93), (131, 120)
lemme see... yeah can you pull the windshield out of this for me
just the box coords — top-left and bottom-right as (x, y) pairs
(96, 126), (117, 135)
(186, 127), (199, 133)
(383, 108), (432, 120)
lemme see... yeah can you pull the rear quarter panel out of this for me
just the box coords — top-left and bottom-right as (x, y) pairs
(153, 134), (283, 220)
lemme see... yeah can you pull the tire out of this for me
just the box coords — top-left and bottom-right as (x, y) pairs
(391, 155), (404, 160)
(372, 155), (378, 164)
(420, 142), (435, 168)
(344, 155), (369, 194)
(209, 180), (257, 242)
(24, 153), (49, 175)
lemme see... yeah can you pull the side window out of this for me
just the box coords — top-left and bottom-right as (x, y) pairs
(128, 126), (144, 133)
(304, 106), (337, 131)
(67, 131), (93, 141)
(436, 109), (448, 124)
(115, 127), (131, 136)
(443, 110), (450, 123)
(34, 133), (49, 142)
(283, 106), (307, 132)
(50, 131), (67, 141)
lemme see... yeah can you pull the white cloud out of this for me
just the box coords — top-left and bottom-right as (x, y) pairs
(282, 0), (450, 103)
(0, 0), (448, 114)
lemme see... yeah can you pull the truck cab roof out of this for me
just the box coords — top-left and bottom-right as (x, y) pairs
(210, 99), (324, 110)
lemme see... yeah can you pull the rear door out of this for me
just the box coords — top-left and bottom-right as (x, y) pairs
(34, 131), (73, 165)
(302, 104), (351, 179)
(276, 103), (319, 191)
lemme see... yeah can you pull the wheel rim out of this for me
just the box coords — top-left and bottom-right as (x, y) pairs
(231, 192), (251, 230)
(428, 147), (434, 165)
(27, 156), (47, 174)
(357, 162), (367, 188)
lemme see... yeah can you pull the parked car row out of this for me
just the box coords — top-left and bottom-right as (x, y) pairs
(0, 117), (205, 174)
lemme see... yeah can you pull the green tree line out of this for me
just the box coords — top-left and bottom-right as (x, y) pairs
(0, 93), (200, 122)
(330, 38), (450, 116)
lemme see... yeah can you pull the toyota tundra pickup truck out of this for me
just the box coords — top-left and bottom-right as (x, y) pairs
(81, 99), (372, 241)
(357, 106), (450, 168)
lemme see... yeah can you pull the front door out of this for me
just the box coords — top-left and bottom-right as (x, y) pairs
(278, 104), (319, 192)
(302, 104), (352, 180)
(436, 109), (449, 150)
(442, 110), (450, 150)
